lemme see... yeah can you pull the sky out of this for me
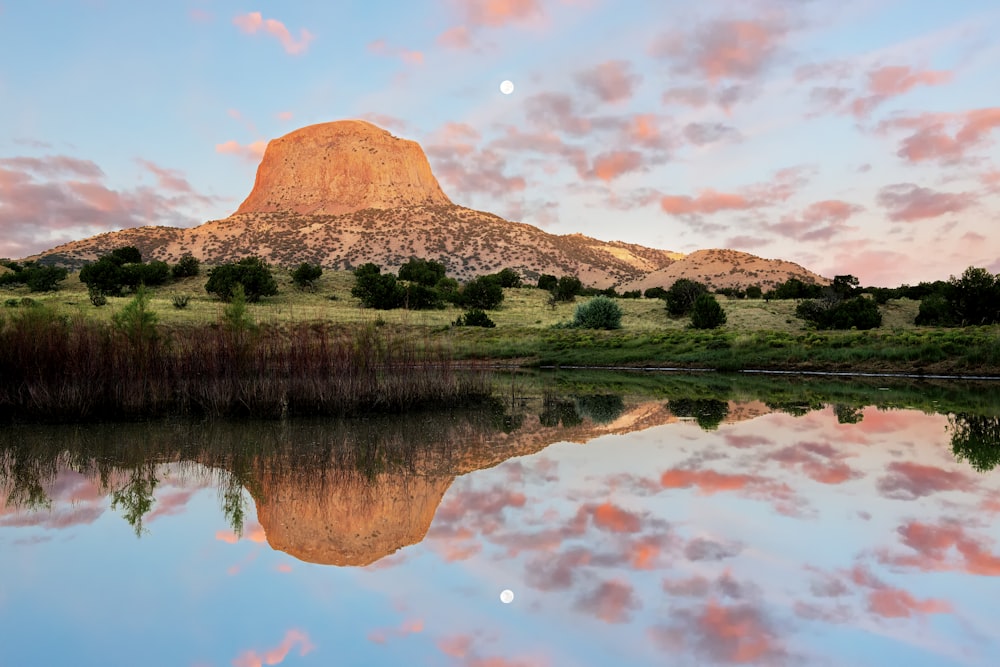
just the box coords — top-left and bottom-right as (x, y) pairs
(1, 0), (999, 287)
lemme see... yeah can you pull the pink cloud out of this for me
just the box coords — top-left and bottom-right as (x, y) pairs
(651, 19), (787, 82)
(574, 579), (641, 623)
(879, 108), (1000, 164)
(651, 601), (786, 664)
(868, 65), (951, 96)
(458, 0), (544, 28)
(232, 629), (315, 667)
(233, 12), (314, 55)
(660, 190), (754, 215)
(276, 111), (293, 121)
(438, 25), (472, 49)
(590, 151), (643, 182)
(591, 502), (642, 533)
(136, 159), (196, 194)
(876, 183), (976, 221)
(880, 520), (1000, 576)
(215, 140), (268, 163)
(867, 588), (952, 618)
(367, 39), (424, 65)
(576, 60), (641, 103)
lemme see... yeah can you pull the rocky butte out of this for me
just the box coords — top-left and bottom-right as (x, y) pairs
(30, 120), (827, 289)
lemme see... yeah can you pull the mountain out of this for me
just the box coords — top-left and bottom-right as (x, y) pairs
(29, 120), (827, 288)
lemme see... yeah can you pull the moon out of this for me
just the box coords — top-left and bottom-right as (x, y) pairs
(500, 589), (514, 603)
(500, 80), (514, 95)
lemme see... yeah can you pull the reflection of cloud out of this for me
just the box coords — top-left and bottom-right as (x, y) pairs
(879, 520), (1000, 576)
(684, 537), (743, 561)
(650, 601), (786, 664)
(232, 629), (315, 667)
(592, 502), (641, 533)
(876, 462), (975, 500)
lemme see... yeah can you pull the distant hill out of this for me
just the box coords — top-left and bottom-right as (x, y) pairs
(29, 120), (827, 289)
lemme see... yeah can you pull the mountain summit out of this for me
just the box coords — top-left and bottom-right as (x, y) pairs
(235, 120), (452, 216)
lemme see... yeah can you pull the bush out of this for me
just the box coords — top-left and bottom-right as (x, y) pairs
(621, 290), (641, 299)
(690, 293), (727, 329)
(24, 265), (68, 292)
(205, 257), (278, 302)
(398, 258), (446, 286)
(291, 262), (323, 290)
(80, 257), (125, 296)
(552, 276), (583, 302)
(493, 268), (522, 288)
(461, 275), (504, 310)
(644, 286), (668, 300)
(110, 246), (142, 264)
(88, 288), (107, 307)
(351, 263), (404, 309)
(172, 295), (190, 309)
(572, 296), (622, 329)
(666, 279), (709, 316)
(401, 282), (443, 310)
(454, 309), (496, 327)
(537, 274), (558, 291)
(796, 296), (882, 330)
(745, 285), (763, 299)
(915, 293), (956, 326)
(112, 285), (158, 345)
(172, 255), (200, 278)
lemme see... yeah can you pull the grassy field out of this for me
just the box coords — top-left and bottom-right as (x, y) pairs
(3, 268), (999, 376)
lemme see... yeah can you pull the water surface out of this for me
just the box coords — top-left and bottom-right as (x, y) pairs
(2, 375), (998, 666)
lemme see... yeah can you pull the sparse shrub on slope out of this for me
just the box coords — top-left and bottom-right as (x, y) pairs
(572, 296), (622, 330)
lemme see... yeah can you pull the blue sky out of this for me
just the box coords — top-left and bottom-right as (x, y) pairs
(1, 0), (999, 286)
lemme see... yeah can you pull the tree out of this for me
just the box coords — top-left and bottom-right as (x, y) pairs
(172, 254), (200, 278)
(291, 262), (323, 290)
(690, 293), (727, 329)
(351, 263), (404, 309)
(769, 278), (824, 300)
(494, 268), (522, 288)
(453, 308), (496, 327)
(461, 275), (504, 310)
(110, 246), (142, 264)
(79, 256), (126, 296)
(665, 279), (708, 316)
(204, 257), (278, 302)
(831, 274), (860, 299)
(25, 266), (68, 292)
(915, 293), (956, 326)
(949, 266), (1000, 325)
(644, 286), (668, 300)
(795, 295), (882, 330)
(398, 257), (446, 286)
(537, 274), (558, 291)
(572, 296), (622, 329)
(745, 285), (763, 299)
(667, 398), (729, 431)
(949, 413), (1000, 473)
(552, 275), (583, 302)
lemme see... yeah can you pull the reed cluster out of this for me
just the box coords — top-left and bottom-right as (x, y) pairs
(0, 306), (490, 422)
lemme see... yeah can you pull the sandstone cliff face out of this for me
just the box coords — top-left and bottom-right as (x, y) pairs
(235, 120), (452, 216)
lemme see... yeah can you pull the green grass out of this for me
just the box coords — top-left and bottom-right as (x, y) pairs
(4, 269), (997, 375)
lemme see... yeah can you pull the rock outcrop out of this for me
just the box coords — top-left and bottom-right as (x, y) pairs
(235, 120), (452, 216)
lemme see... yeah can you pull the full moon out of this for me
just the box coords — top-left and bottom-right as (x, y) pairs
(500, 80), (514, 95)
(500, 589), (514, 603)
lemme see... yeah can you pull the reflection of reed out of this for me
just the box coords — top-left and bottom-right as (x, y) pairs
(0, 312), (490, 421)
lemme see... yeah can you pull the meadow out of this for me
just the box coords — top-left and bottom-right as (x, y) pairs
(3, 267), (1000, 377)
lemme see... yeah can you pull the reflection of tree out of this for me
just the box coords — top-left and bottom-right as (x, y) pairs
(539, 396), (582, 428)
(2, 453), (53, 510)
(949, 413), (1000, 473)
(765, 400), (824, 417)
(576, 395), (625, 424)
(667, 398), (729, 431)
(834, 404), (864, 424)
(110, 464), (159, 538)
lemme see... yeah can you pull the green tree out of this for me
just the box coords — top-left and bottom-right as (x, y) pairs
(112, 285), (158, 345)
(831, 275), (860, 299)
(667, 398), (729, 431)
(665, 279), (709, 316)
(453, 308), (496, 327)
(398, 258), (446, 286)
(572, 296), (622, 329)
(915, 293), (956, 326)
(79, 256), (125, 296)
(745, 285), (763, 299)
(171, 254), (200, 278)
(351, 263), (404, 309)
(537, 274), (558, 291)
(949, 266), (1000, 325)
(291, 262), (323, 290)
(644, 286), (668, 300)
(552, 275), (583, 302)
(205, 257), (278, 302)
(23, 265), (68, 292)
(461, 275), (504, 310)
(110, 246), (142, 264)
(493, 268), (522, 288)
(690, 293), (727, 329)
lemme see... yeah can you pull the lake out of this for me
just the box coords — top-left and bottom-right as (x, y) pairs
(1, 371), (998, 666)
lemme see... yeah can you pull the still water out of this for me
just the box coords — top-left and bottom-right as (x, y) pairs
(1, 373), (998, 666)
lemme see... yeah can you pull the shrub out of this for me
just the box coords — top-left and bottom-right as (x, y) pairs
(666, 279), (709, 316)
(88, 288), (107, 307)
(572, 296), (622, 329)
(172, 295), (190, 309)
(454, 309), (496, 327)
(291, 262), (323, 290)
(461, 275), (504, 310)
(401, 282), (443, 310)
(24, 265), (68, 292)
(109, 246), (142, 264)
(690, 293), (727, 329)
(80, 257), (125, 296)
(915, 293), (956, 326)
(205, 257), (278, 302)
(621, 290), (641, 299)
(351, 264), (404, 309)
(398, 258), (446, 286)
(643, 286), (668, 300)
(796, 296), (882, 330)
(552, 275), (583, 302)
(537, 274), (558, 291)
(112, 285), (158, 345)
(745, 285), (763, 299)
(493, 268), (522, 288)
(172, 254), (200, 278)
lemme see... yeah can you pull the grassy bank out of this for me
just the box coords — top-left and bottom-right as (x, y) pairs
(4, 268), (1000, 376)
(0, 307), (490, 422)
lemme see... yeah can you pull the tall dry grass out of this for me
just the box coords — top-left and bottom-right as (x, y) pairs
(0, 306), (489, 422)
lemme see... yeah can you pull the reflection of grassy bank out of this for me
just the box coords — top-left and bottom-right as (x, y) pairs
(0, 307), (489, 422)
(448, 326), (1000, 375)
